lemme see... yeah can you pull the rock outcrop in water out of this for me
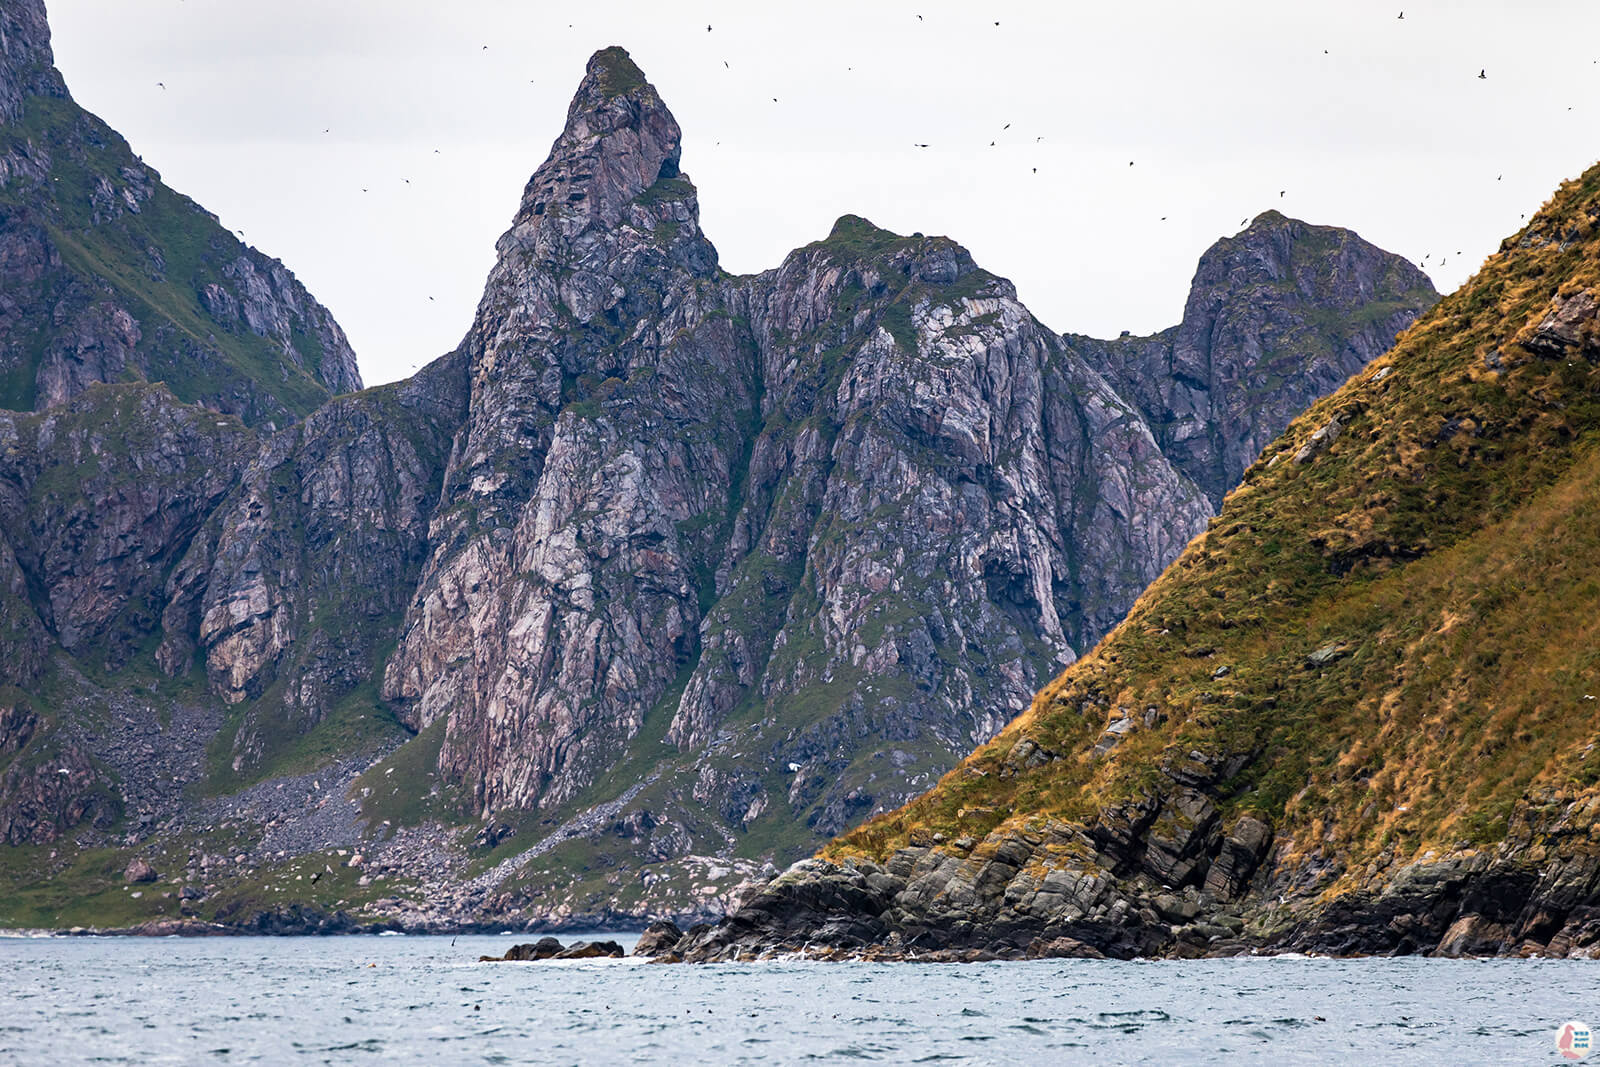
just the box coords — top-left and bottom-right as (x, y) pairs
(676, 161), (1600, 961)
(0, 15), (1438, 932)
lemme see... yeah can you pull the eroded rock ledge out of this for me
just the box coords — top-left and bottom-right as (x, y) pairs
(661, 822), (1600, 962)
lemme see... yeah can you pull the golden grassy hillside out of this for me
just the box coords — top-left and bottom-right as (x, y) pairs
(828, 162), (1600, 895)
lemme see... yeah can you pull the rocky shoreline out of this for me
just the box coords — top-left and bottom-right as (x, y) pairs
(655, 826), (1600, 963)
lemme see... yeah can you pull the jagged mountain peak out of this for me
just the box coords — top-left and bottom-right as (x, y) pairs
(802, 214), (990, 289)
(1078, 211), (1436, 504)
(504, 45), (702, 242)
(583, 45), (651, 101)
(0, 0), (361, 422)
(1246, 208), (1290, 228)
(0, 13), (1458, 935)
(0, 0), (63, 123)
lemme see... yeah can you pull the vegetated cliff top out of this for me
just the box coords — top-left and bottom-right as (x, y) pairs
(829, 160), (1600, 893)
(0, 0), (361, 424)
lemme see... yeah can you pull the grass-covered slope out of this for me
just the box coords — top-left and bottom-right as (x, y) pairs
(0, 90), (360, 424)
(827, 162), (1600, 910)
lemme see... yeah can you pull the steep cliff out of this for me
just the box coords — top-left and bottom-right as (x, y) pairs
(0, 0), (360, 425)
(358, 51), (1430, 924)
(1073, 211), (1437, 506)
(681, 163), (1600, 961)
(0, 27), (1438, 932)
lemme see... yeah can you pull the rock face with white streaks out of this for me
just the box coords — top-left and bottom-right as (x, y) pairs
(374, 51), (1215, 836)
(0, 26), (1436, 926)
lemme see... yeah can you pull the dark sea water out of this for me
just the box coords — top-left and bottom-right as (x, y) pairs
(2, 933), (1596, 1064)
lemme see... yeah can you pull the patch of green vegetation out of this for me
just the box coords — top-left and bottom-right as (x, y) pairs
(807, 215), (919, 260)
(880, 302), (917, 351)
(348, 718), (461, 838)
(0, 844), (173, 929)
(200, 674), (408, 797)
(636, 176), (695, 208)
(0, 92), (339, 424)
(589, 46), (647, 99)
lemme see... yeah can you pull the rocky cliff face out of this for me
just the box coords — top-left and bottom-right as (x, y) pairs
(381, 48), (751, 818)
(0, 0), (360, 424)
(0, 0), (63, 126)
(679, 162), (1600, 961)
(0, 27), (1437, 932)
(1074, 211), (1436, 505)
(0, 384), (255, 688)
(160, 352), (468, 733)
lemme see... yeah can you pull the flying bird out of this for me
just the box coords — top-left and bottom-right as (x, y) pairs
(1478, 69), (1486, 79)
(707, 24), (712, 32)
(913, 143), (929, 148)
(1398, 10), (1404, 18)
(1280, 190), (1285, 197)
(157, 81), (165, 89)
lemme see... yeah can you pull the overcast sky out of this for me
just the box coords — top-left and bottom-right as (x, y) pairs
(44, 1), (1600, 387)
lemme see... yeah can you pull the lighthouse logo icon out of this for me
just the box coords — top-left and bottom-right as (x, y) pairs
(1558, 1021), (1593, 1060)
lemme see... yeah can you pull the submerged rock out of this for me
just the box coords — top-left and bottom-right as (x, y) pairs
(487, 937), (565, 962)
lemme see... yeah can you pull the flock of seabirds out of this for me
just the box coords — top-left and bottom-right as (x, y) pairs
(131, 7), (1578, 375)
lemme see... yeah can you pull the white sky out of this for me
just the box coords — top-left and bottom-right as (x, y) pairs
(44, 0), (1600, 387)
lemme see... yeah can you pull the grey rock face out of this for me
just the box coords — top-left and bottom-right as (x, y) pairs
(0, 0), (65, 126)
(158, 351), (468, 755)
(0, 0), (362, 424)
(380, 52), (1212, 839)
(382, 47), (750, 814)
(0, 31), (1441, 929)
(1074, 211), (1436, 505)
(0, 736), (116, 845)
(0, 384), (257, 684)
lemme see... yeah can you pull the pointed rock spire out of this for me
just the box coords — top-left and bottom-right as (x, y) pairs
(509, 46), (701, 238)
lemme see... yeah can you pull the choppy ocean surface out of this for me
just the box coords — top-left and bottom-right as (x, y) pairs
(2, 933), (1595, 1064)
